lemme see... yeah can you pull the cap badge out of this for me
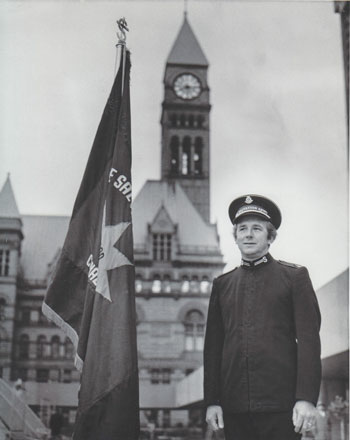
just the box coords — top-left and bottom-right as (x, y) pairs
(245, 196), (253, 204)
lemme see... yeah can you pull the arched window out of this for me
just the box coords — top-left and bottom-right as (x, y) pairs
(0, 327), (7, 355)
(194, 137), (203, 175)
(135, 275), (143, 293)
(182, 137), (191, 175)
(30, 310), (39, 323)
(170, 136), (179, 175)
(63, 369), (72, 383)
(21, 308), (31, 324)
(170, 114), (177, 127)
(19, 334), (29, 359)
(18, 368), (28, 382)
(39, 309), (48, 325)
(0, 250), (10, 276)
(0, 298), (5, 321)
(65, 337), (74, 359)
(200, 277), (211, 294)
(184, 310), (205, 351)
(181, 276), (190, 294)
(152, 275), (161, 294)
(190, 276), (199, 293)
(163, 275), (171, 293)
(36, 335), (47, 359)
(51, 336), (60, 359)
(180, 114), (186, 127)
(197, 115), (204, 128)
(36, 369), (49, 383)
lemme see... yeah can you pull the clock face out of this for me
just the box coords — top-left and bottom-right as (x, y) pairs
(173, 74), (201, 100)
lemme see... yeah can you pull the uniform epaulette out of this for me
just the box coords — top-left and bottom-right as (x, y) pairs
(278, 260), (302, 269)
(216, 267), (238, 280)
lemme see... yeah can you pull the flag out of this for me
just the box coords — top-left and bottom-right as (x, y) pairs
(42, 49), (140, 440)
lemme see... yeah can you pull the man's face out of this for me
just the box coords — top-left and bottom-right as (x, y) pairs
(235, 217), (273, 260)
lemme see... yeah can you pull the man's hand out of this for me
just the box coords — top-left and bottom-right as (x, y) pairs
(206, 405), (224, 431)
(293, 400), (317, 434)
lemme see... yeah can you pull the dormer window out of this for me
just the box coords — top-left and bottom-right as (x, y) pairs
(152, 234), (172, 261)
(149, 206), (176, 262)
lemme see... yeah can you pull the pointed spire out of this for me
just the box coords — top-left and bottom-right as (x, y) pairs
(0, 174), (21, 218)
(184, 0), (188, 18)
(166, 16), (208, 66)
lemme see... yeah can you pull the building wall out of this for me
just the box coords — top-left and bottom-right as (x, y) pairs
(0, 220), (23, 382)
(317, 269), (348, 359)
(316, 269), (349, 407)
(136, 292), (210, 409)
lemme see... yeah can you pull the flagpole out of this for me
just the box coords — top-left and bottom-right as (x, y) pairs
(115, 17), (129, 94)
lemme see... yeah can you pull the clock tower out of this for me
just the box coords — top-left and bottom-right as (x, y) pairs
(161, 15), (211, 223)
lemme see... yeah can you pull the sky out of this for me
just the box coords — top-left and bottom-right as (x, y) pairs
(0, 0), (348, 290)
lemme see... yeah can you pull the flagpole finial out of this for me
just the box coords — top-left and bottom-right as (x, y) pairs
(115, 17), (129, 92)
(116, 17), (129, 47)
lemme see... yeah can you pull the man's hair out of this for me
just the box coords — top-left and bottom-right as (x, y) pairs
(233, 219), (277, 241)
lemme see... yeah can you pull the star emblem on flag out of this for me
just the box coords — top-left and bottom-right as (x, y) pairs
(96, 205), (133, 302)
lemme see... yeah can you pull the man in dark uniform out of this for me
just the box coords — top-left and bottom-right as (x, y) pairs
(204, 195), (321, 440)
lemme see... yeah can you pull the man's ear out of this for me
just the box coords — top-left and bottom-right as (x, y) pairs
(268, 236), (275, 245)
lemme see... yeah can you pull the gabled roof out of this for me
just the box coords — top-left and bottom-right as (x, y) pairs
(0, 175), (21, 218)
(21, 215), (69, 282)
(132, 180), (220, 251)
(166, 16), (208, 66)
(150, 205), (176, 234)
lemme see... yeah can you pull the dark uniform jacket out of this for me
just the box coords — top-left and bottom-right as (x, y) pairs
(203, 253), (321, 413)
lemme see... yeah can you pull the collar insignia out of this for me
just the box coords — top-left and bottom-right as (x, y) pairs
(245, 195), (253, 204)
(241, 254), (270, 268)
(255, 256), (268, 265)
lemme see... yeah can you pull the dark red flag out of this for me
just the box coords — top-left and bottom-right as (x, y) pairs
(42, 50), (140, 440)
